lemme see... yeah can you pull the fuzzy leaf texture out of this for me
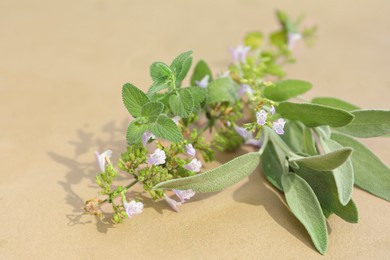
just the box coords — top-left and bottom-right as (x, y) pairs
(335, 110), (390, 138)
(312, 97), (360, 111)
(126, 120), (148, 144)
(190, 60), (213, 86)
(150, 62), (172, 82)
(186, 86), (207, 111)
(149, 115), (182, 142)
(141, 101), (164, 121)
(331, 133), (390, 201)
(169, 89), (194, 118)
(277, 102), (355, 127)
(264, 80), (312, 101)
(281, 172), (328, 255)
(206, 77), (240, 104)
(170, 51), (193, 85)
(122, 83), (150, 117)
(153, 152), (260, 192)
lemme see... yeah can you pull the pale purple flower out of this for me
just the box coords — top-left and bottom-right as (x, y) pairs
(273, 118), (286, 135)
(239, 84), (254, 97)
(123, 199), (144, 219)
(95, 150), (112, 172)
(195, 75), (210, 88)
(270, 105), (275, 116)
(256, 110), (268, 126)
(185, 144), (196, 157)
(164, 194), (181, 212)
(229, 45), (251, 64)
(287, 32), (302, 50)
(218, 71), (230, 78)
(173, 189), (195, 203)
(184, 158), (202, 172)
(234, 126), (261, 147)
(147, 148), (166, 165)
(142, 131), (155, 146)
(172, 116), (181, 125)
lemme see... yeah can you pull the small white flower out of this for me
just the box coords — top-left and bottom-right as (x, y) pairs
(229, 45), (251, 64)
(185, 144), (196, 157)
(195, 75), (210, 88)
(95, 150), (112, 172)
(256, 110), (268, 126)
(123, 199), (144, 219)
(172, 116), (181, 125)
(184, 158), (202, 172)
(273, 118), (286, 135)
(147, 148), (166, 165)
(270, 105), (275, 116)
(164, 194), (181, 212)
(239, 84), (254, 97)
(234, 126), (261, 147)
(173, 189), (195, 203)
(287, 32), (302, 50)
(142, 131), (155, 146)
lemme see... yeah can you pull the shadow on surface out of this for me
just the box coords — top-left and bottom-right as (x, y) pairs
(232, 169), (319, 253)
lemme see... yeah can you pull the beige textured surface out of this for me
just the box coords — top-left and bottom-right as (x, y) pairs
(1, 0), (390, 259)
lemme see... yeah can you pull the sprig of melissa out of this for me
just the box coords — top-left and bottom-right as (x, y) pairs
(85, 10), (389, 255)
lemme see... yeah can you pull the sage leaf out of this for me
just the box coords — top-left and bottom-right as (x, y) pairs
(190, 60), (213, 86)
(169, 88), (194, 118)
(320, 138), (354, 205)
(331, 133), (390, 201)
(150, 62), (172, 82)
(126, 120), (148, 144)
(264, 80), (312, 101)
(149, 114), (182, 142)
(314, 125), (331, 140)
(261, 140), (286, 191)
(303, 128), (318, 156)
(153, 152), (261, 192)
(281, 172), (328, 255)
(122, 83), (150, 117)
(336, 110), (390, 138)
(293, 165), (358, 223)
(141, 101), (164, 122)
(281, 121), (317, 156)
(312, 97), (360, 111)
(277, 102), (355, 127)
(290, 147), (353, 171)
(170, 51), (193, 84)
(206, 77), (240, 104)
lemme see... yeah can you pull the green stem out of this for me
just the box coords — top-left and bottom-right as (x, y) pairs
(102, 179), (138, 204)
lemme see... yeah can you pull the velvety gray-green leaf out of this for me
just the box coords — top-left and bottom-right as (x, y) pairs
(206, 77), (240, 104)
(169, 89), (194, 118)
(303, 128), (318, 156)
(281, 121), (317, 156)
(314, 126), (331, 140)
(186, 86), (207, 111)
(281, 172), (328, 255)
(331, 133), (390, 201)
(336, 110), (390, 138)
(126, 120), (148, 144)
(150, 62), (172, 82)
(141, 101), (164, 121)
(261, 140), (286, 191)
(312, 97), (360, 111)
(293, 165), (358, 223)
(153, 152), (260, 192)
(277, 102), (355, 127)
(170, 51), (193, 84)
(122, 83), (150, 117)
(264, 80), (312, 101)
(190, 60), (213, 86)
(320, 138), (354, 206)
(147, 82), (169, 97)
(290, 147), (353, 171)
(149, 114), (182, 142)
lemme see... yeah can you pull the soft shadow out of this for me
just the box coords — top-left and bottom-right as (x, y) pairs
(232, 169), (319, 253)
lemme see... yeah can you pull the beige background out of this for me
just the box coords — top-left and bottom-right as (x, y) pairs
(1, 0), (390, 259)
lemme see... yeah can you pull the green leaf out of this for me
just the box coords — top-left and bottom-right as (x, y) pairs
(141, 101), (164, 121)
(153, 152), (261, 192)
(314, 126), (331, 140)
(122, 83), (150, 117)
(190, 60), (213, 86)
(147, 82), (169, 97)
(290, 147), (353, 171)
(293, 164), (358, 223)
(331, 133), (390, 201)
(186, 86), (207, 111)
(170, 51), (193, 84)
(270, 30), (287, 47)
(281, 172), (328, 255)
(169, 89), (194, 118)
(264, 80), (312, 101)
(206, 77), (240, 104)
(126, 120), (148, 144)
(244, 31), (264, 49)
(312, 97), (360, 111)
(261, 140), (286, 191)
(150, 62), (172, 82)
(149, 114), (182, 143)
(320, 138), (354, 205)
(281, 121), (317, 155)
(277, 102), (355, 127)
(335, 110), (390, 138)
